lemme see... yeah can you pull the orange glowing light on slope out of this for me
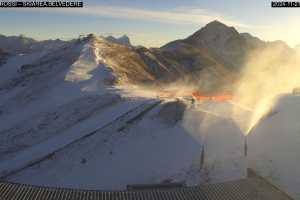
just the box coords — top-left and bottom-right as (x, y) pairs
(157, 90), (233, 102)
(191, 92), (211, 100)
(191, 92), (233, 101)
(158, 91), (177, 98)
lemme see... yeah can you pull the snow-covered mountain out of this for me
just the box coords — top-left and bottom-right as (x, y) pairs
(248, 94), (300, 199)
(0, 20), (299, 198)
(0, 21), (294, 140)
(0, 34), (36, 54)
(0, 21), (293, 94)
(0, 34), (67, 55)
(105, 35), (132, 46)
(163, 20), (293, 73)
(184, 20), (249, 70)
(0, 27), (248, 189)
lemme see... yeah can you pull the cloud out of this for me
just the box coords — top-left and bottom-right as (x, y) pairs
(7, 4), (249, 28)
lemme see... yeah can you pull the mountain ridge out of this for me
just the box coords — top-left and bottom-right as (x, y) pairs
(0, 20), (295, 94)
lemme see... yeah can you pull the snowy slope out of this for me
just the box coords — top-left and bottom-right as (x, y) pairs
(0, 94), (121, 160)
(0, 35), (164, 185)
(0, 52), (43, 83)
(0, 41), (83, 129)
(5, 100), (247, 190)
(184, 103), (247, 184)
(248, 94), (300, 199)
(0, 37), (123, 130)
(0, 34), (67, 55)
(0, 30), (249, 192)
(5, 101), (200, 189)
(0, 37), (121, 157)
(0, 99), (157, 178)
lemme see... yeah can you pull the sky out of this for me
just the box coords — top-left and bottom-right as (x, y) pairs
(1, 0), (300, 47)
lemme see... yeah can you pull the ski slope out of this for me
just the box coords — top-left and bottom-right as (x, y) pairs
(248, 94), (300, 199)
(0, 99), (158, 178)
(3, 100), (247, 190)
(0, 35), (253, 193)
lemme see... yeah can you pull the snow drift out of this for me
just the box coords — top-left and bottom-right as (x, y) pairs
(248, 95), (300, 199)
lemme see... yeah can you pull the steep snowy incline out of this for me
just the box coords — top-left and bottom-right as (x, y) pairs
(0, 99), (159, 178)
(183, 103), (246, 184)
(0, 40), (84, 126)
(5, 101), (201, 189)
(0, 35), (169, 183)
(0, 37), (132, 164)
(0, 37), (118, 131)
(65, 37), (117, 86)
(248, 94), (300, 199)
(0, 52), (44, 84)
(0, 32), (250, 192)
(0, 94), (121, 160)
(5, 100), (246, 190)
(0, 35), (162, 130)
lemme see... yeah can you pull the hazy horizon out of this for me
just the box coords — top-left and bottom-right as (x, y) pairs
(1, 0), (300, 47)
(0, 20), (298, 49)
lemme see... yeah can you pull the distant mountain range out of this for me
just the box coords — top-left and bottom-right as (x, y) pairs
(0, 34), (68, 55)
(0, 20), (294, 93)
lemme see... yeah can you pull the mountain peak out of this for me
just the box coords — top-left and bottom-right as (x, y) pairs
(202, 20), (237, 34)
(205, 20), (227, 27)
(180, 20), (247, 70)
(185, 20), (239, 46)
(119, 34), (129, 40)
(105, 35), (131, 46)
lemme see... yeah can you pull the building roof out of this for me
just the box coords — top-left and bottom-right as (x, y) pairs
(0, 171), (294, 200)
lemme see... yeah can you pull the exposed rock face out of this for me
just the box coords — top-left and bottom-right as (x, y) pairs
(0, 20), (294, 93)
(185, 20), (248, 70)
(161, 21), (249, 72)
(105, 35), (131, 47)
(87, 21), (293, 93)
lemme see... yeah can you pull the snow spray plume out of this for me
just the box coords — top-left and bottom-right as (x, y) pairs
(233, 43), (300, 135)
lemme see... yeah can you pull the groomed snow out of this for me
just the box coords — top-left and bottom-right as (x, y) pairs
(0, 36), (248, 192)
(248, 94), (300, 199)
(0, 98), (157, 179)
(5, 100), (247, 190)
(183, 104), (246, 184)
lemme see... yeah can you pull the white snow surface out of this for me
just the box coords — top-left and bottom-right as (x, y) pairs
(248, 94), (300, 199)
(0, 38), (117, 131)
(0, 99), (156, 178)
(6, 101), (201, 189)
(0, 36), (248, 191)
(65, 38), (116, 84)
(183, 104), (247, 184)
(0, 52), (42, 83)
(5, 101), (247, 190)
